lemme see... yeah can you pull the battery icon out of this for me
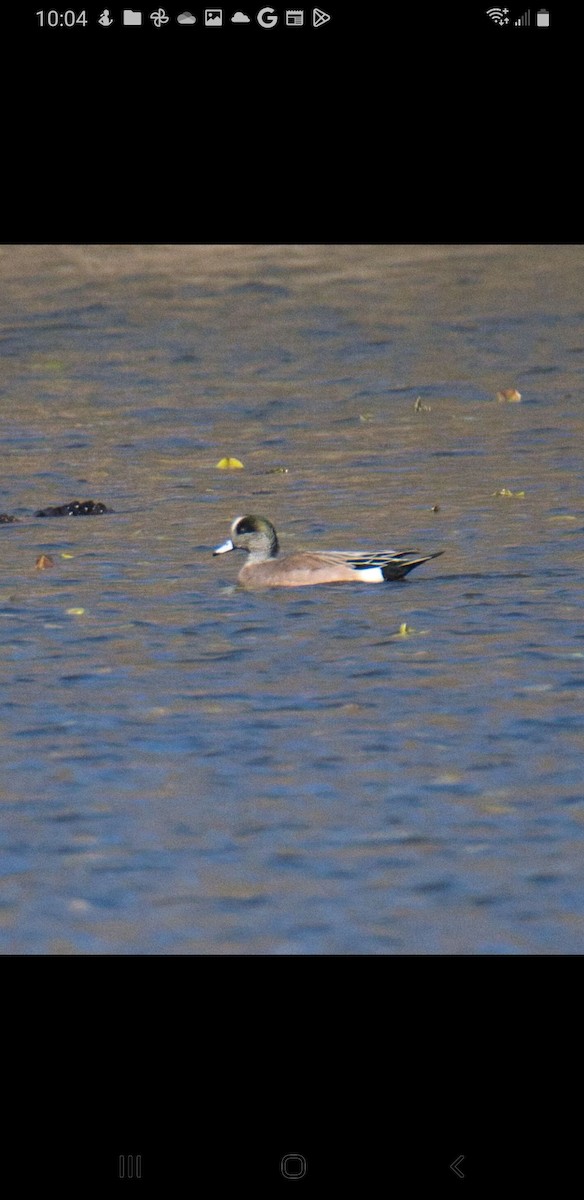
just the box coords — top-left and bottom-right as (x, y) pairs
(536, 9), (550, 25)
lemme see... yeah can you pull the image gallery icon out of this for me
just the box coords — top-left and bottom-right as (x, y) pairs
(205, 8), (223, 23)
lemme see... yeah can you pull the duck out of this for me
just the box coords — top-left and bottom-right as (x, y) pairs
(213, 515), (443, 588)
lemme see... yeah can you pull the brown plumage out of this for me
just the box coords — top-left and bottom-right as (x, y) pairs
(213, 515), (443, 589)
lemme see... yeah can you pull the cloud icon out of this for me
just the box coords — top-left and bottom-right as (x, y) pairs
(231, 10), (250, 21)
(177, 10), (196, 21)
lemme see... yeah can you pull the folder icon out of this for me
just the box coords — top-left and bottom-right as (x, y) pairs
(123, 9), (142, 23)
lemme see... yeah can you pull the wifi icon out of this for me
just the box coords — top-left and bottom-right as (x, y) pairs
(486, 7), (509, 23)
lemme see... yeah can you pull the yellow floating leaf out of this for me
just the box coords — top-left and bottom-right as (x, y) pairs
(548, 515), (578, 522)
(493, 488), (525, 497)
(66, 608), (85, 616)
(216, 456), (244, 469)
(40, 358), (65, 372)
(60, 552), (75, 559)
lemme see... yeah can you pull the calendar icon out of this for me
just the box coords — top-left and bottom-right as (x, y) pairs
(286, 9), (304, 23)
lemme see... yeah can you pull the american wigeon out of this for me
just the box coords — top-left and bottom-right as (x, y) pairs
(213, 515), (444, 588)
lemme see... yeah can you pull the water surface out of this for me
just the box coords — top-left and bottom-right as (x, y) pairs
(0, 244), (582, 953)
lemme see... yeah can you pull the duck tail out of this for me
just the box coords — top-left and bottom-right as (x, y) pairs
(381, 550), (444, 580)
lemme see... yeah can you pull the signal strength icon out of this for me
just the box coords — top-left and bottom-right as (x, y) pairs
(486, 7), (509, 22)
(515, 9), (530, 23)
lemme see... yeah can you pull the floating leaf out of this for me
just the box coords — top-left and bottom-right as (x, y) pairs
(496, 388), (522, 402)
(35, 554), (54, 570)
(414, 396), (431, 412)
(216, 456), (244, 469)
(391, 622), (429, 639)
(493, 488), (525, 497)
(265, 466), (289, 474)
(548, 515), (578, 522)
(66, 608), (85, 616)
(60, 552), (75, 558)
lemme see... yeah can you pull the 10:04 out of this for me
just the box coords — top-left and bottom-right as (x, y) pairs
(36, 10), (88, 25)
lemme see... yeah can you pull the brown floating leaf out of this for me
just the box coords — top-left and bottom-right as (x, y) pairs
(496, 388), (522, 402)
(35, 554), (55, 570)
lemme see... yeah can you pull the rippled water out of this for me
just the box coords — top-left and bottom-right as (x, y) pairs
(1, 244), (583, 953)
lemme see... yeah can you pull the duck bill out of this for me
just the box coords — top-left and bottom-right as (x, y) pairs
(213, 538), (235, 555)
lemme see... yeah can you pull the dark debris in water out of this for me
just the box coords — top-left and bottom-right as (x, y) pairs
(1, 500), (112, 523)
(35, 500), (112, 518)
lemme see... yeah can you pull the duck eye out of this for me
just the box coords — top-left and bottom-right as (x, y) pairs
(236, 518), (255, 535)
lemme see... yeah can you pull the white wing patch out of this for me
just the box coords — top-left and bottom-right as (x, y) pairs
(352, 565), (386, 582)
